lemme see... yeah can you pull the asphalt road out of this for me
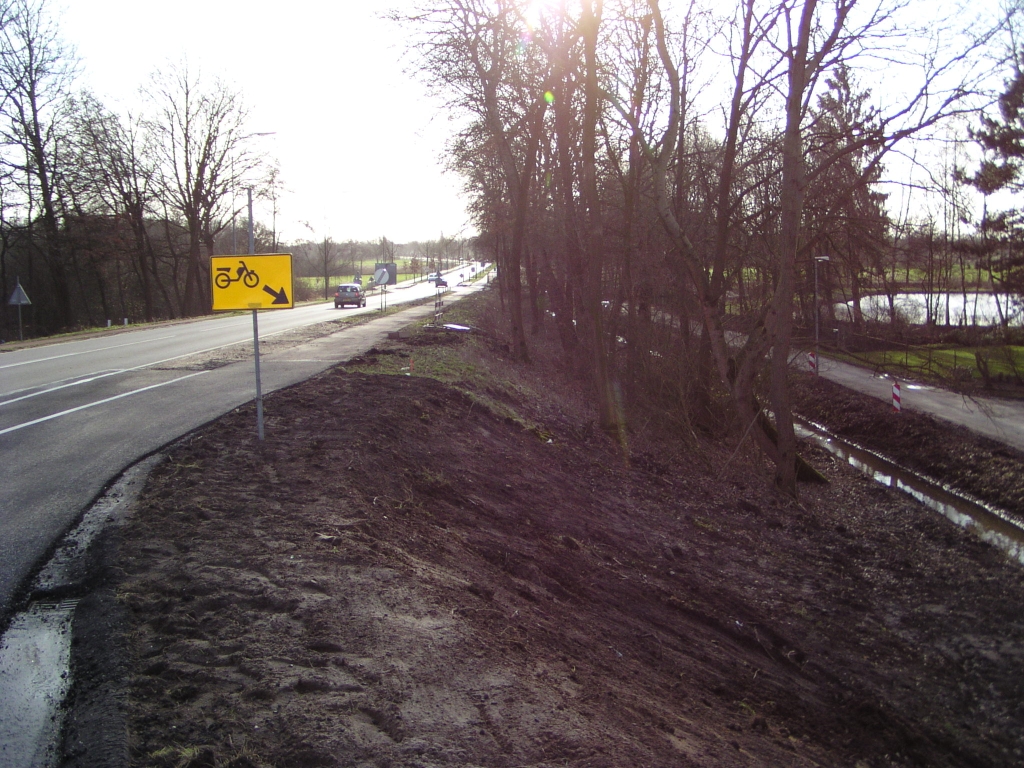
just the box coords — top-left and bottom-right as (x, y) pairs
(0, 268), (483, 622)
(809, 354), (1024, 452)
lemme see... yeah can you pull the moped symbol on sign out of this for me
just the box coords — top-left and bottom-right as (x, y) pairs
(211, 254), (294, 311)
(215, 260), (261, 289)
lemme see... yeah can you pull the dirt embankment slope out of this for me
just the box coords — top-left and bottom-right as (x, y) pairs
(64, 290), (1024, 768)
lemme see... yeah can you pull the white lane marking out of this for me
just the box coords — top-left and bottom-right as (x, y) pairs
(0, 337), (256, 406)
(2, 297), (359, 378)
(0, 371), (210, 436)
(0, 335), (178, 370)
(1, 370), (122, 399)
(0, 370), (127, 407)
(2, 295), (393, 402)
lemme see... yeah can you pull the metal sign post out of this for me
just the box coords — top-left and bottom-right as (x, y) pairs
(253, 309), (264, 441)
(210, 248), (294, 441)
(7, 277), (31, 341)
(249, 188), (264, 442)
(374, 267), (389, 313)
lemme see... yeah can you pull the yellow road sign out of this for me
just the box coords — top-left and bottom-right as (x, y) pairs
(211, 254), (294, 311)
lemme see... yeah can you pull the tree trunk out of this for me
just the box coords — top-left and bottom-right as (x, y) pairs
(768, 0), (822, 497)
(580, 0), (622, 439)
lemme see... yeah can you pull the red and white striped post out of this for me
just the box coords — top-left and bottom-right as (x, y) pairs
(807, 351), (817, 375)
(892, 380), (901, 413)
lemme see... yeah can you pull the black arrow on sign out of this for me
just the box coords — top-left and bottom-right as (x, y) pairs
(263, 285), (290, 305)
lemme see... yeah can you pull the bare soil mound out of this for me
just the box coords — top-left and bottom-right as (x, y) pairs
(64, 292), (1024, 767)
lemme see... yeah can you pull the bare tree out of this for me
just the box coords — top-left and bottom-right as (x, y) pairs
(380, 235), (395, 268)
(0, 0), (78, 328)
(145, 62), (259, 316)
(575, 0), (626, 437)
(408, 0), (996, 493)
(318, 235), (337, 298)
(73, 95), (176, 321)
(261, 159), (285, 252)
(600, 0), (994, 494)
(408, 0), (551, 363)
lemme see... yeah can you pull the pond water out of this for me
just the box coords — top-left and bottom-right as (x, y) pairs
(837, 292), (1023, 327)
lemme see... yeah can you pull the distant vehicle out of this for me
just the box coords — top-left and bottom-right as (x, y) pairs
(435, 279), (448, 288)
(427, 272), (440, 282)
(334, 283), (366, 308)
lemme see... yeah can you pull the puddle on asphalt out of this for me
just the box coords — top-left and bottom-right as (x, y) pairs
(0, 454), (162, 768)
(797, 419), (1024, 565)
(0, 600), (75, 768)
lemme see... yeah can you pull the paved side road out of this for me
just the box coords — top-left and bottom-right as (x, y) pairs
(811, 355), (1024, 453)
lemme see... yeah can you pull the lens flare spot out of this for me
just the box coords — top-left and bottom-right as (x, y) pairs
(544, 90), (555, 104)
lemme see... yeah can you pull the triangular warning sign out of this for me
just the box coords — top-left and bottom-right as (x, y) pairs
(8, 283), (30, 306)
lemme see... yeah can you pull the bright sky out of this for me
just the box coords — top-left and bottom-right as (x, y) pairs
(61, 0), (472, 245)
(60, 0), (1011, 246)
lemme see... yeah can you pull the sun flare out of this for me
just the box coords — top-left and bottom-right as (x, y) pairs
(521, 0), (566, 30)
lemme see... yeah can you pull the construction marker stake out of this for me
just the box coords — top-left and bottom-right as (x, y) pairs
(807, 351), (817, 374)
(892, 380), (901, 412)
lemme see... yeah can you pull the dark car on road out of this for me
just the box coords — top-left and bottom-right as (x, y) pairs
(334, 284), (366, 308)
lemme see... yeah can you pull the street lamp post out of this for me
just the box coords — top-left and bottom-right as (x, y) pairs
(814, 255), (830, 375)
(247, 186), (255, 256)
(231, 159), (236, 254)
(238, 131), (276, 255)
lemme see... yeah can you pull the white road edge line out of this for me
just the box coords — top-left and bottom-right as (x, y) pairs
(0, 371), (210, 436)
